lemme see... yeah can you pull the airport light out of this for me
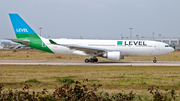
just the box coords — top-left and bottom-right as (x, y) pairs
(129, 28), (133, 39)
(158, 34), (162, 38)
(39, 27), (43, 36)
(136, 35), (139, 40)
(153, 32), (155, 40)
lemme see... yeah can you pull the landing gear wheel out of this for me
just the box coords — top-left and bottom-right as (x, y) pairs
(153, 60), (157, 63)
(84, 57), (98, 63)
(85, 59), (89, 63)
(90, 59), (94, 63)
(94, 58), (98, 62)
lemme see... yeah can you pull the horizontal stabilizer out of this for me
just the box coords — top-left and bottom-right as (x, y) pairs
(5, 38), (30, 45)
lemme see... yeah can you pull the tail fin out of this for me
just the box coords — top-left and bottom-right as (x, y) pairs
(8, 13), (53, 53)
(9, 13), (39, 39)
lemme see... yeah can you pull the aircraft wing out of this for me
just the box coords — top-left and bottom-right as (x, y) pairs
(5, 38), (30, 45)
(49, 39), (111, 54)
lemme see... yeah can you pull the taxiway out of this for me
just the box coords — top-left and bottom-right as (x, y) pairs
(0, 60), (179, 66)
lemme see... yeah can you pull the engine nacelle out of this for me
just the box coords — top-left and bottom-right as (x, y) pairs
(103, 51), (121, 60)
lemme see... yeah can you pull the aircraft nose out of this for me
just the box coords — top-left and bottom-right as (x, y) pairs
(170, 47), (175, 52)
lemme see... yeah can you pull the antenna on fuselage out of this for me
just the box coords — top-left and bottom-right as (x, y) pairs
(80, 34), (83, 39)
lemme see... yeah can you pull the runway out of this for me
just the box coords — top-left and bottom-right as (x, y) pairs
(0, 60), (179, 66)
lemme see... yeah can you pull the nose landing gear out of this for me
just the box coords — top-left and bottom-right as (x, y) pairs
(153, 56), (157, 63)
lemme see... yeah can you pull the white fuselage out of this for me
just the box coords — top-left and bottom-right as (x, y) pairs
(8, 13), (175, 62)
(42, 38), (174, 57)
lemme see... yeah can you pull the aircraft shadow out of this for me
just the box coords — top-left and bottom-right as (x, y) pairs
(96, 61), (132, 63)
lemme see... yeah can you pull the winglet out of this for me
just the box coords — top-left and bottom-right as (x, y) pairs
(49, 39), (57, 44)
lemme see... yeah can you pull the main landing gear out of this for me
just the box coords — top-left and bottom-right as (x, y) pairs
(153, 56), (157, 63)
(84, 58), (98, 63)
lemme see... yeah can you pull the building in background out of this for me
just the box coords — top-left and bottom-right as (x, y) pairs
(0, 45), (3, 49)
(0, 40), (32, 49)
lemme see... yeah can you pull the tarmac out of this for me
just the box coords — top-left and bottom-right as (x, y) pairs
(0, 60), (179, 66)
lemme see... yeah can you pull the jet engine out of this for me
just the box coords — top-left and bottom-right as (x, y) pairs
(103, 51), (122, 60)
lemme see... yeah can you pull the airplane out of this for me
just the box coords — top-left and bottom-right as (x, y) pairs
(7, 13), (174, 63)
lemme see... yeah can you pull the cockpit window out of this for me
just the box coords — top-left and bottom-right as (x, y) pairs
(165, 45), (169, 47)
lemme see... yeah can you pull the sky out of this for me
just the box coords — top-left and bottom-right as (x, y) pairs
(0, 0), (180, 40)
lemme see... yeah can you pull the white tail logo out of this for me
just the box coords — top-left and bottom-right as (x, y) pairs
(16, 28), (28, 32)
